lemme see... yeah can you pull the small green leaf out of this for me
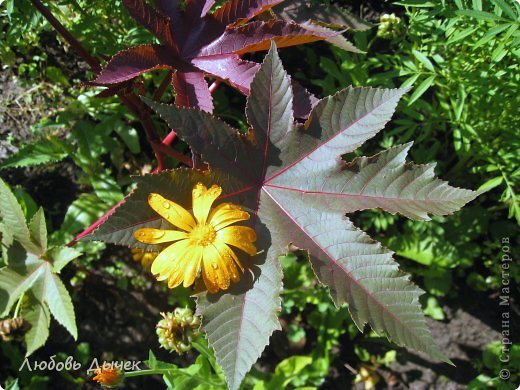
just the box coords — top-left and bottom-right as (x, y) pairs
(61, 194), (109, 235)
(412, 50), (435, 72)
(400, 73), (420, 89)
(490, 0), (518, 20)
(0, 222), (14, 247)
(474, 24), (510, 48)
(478, 176), (504, 192)
(455, 9), (505, 21)
(91, 172), (124, 205)
(0, 138), (69, 170)
(45, 66), (70, 86)
(24, 299), (51, 357)
(28, 208), (47, 255)
(114, 123), (141, 154)
(48, 246), (82, 273)
(0, 178), (40, 253)
(408, 75), (436, 105)
(423, 296), (445, 320)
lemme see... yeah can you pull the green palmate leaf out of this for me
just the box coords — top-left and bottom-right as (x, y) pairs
(0, 178), (40, 254)
(28, 208), (47, 254)
(91, 44), (477, 388)
(196, 248), (282, 390)
(0, 138), (69, 170)
(48, 246), (82, 273)
(24, 295), (51, 357)
(0, 244), (78, 354)
(0, 254), (44, 317)
(269, 202), (448, 361)
(0, 222), (14, 248)
(42, 272), (77, 339)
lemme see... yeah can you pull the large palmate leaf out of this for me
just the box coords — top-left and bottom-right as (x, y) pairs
(89, 44), (478, 389)
(92, 0), (355, 117)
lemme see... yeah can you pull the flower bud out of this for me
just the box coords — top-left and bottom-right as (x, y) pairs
(156, 308), (201, 354)
(0, 317), (31, 342)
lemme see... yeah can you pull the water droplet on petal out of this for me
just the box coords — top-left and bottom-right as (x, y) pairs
(211, 262), (218, 270)
(163, 202), (171, 209)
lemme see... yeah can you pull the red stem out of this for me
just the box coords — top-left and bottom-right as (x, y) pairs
(152, 71), (172, 101)
(209, 79), (221, 94)
(162, 130), (177, 145)
(30, 0), (101, 71)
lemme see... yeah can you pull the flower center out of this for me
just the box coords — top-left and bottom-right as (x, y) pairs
(189, 224), (216, 247)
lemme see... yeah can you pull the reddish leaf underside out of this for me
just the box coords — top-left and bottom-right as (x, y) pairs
(172, 70), (214, 113)
(94, 0), (343, 116)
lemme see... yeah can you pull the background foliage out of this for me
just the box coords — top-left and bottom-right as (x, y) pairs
(0, 0), (518, 389)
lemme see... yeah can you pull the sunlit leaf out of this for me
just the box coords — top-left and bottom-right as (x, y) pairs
(91, 44), (478, 388)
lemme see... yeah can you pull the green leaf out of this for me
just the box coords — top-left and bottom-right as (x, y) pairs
(196, 251), (282, 390)
(412, 50), (435, 72)
(423, 296), (445, 320)
(455, 9), (505, 21)
(490, 0), (518, 20)
(43, 271), (77, 339)
(0, 222), (14, 247)
(45, 66), (70, 86)
(474, 24), (511, 48)
(0, 254), (44, 316)
(114, 123), (141, 154)
(268, 356), (313, 388)
(271, 143), (477, 221)
(28, 208), (47, 254)
(48, 246), (82, 273)
(0, 246), (78, 354)
(408, 75), (436, 105)
(478, 176), (503, 192)
(0, 178), (40, 254)
(61, 193), (109, 235)
(24, 298), (51, 357)
(302, 213), (450, 362)
(0, 138), (69, 169)
(91, 172), (124, 205)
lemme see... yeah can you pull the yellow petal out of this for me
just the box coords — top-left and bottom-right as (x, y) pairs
(192, 183), (222, 225)
(216, 226), (257, 256)
(207, 203), (251, 230)
(213, 241), (243, 274)
(150, 239), (190, 279)
(134, 228), (188, 244)
(202, 245), (230, 291)
(202, 263), (219, 293)
(183, 246), (203, 288)
(148, 193), (196, 232)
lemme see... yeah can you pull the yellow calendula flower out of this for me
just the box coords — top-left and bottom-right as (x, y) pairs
(131, 248), (159, 269)
(134, 183), (256, 293)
